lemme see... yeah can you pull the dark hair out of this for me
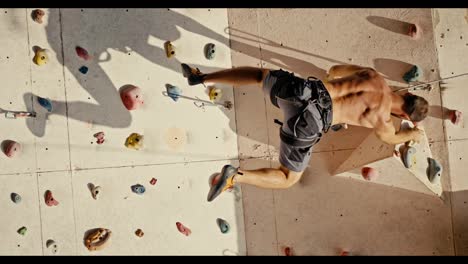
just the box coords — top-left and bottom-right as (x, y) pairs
(402, 94), (429, 122)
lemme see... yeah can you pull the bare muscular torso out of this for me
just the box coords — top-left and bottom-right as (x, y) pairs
(322, 68), (392, 128)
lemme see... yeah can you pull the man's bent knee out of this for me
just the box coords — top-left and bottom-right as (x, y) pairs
(280, 166), (304, 188)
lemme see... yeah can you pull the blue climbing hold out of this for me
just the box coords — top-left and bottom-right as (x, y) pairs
(204, 43), (216, 60)
(216, 218), (230, 234)
(11, 193), (21, 204)
(79, 66), (89, 74)
(427, 158), (442, 184)
(37, 96), (52, 112)
(403, 65), (422, 83)
(131, 184), (146, 195)
(166, 85), (181, 102)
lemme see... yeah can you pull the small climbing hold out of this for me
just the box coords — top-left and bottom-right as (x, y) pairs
(85, 228), (111, 251)
(449, 110), (463, 126)
(427, 158), (442, 184)
(75, 46), (91, 60)
(176, 222), (191, 236)
(11, 193), (21, 204)
(131, 184), (146, 195)
(340, 250), (352, 256)
(284, 246), (293, 256)
(361, 167), (379, 181)
(402, 146), (417, 169)
(32, 9), (45, 24)
(125, 133), (144, 150)
(164, 41), (175, 58)
(150, 178), (157, 185)
(403, 65), (422, 83)
(44, 190), (59, 207)
(408, 23), (422, 40)
(216, 218), (230, 234)
(93, 132), (105, 144)
(33, 48), (49, 66)
(331, 123), (347, 131)
(46, 239), (58, 254)
(393, 150), (401, 157)
(166, 85), (181, 102)
(17, 226), (27, 236)
(135, 229), (144, 237)
(120, 85), (143, 110)
(91, 185), (101, 200)
(37, 96), (53, 112)
(204, 43), (216, 60)
(79, 66), (88, 74)
(209, 87), (222, 102)
(3, 140), (21, 158)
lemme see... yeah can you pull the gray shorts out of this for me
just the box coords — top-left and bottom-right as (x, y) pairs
(263, 69), (332, 172)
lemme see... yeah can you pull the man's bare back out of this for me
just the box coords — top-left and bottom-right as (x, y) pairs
(323, 64), (425, 145)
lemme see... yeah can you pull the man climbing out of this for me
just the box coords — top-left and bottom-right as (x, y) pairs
(180, 63), (460, 202)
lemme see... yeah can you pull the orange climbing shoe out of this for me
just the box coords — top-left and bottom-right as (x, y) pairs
(207, 165), (237, 202)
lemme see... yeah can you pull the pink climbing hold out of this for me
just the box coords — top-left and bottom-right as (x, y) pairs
(120, 85), (144, 111)
(93, 132), (105, 144)
(3, 140), (21, 158)
(176, 222), (191, 236)
(361, 167), (379, 181)
(76, 46), (91, 60)
(449, 110), (463, 126)
(284, 246), (293, 256)
(340, 251), (351, 256)
(408, 23), (422, 40)
(45, 190), (59, 207)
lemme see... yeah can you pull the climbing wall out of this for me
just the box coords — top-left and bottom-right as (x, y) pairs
(433, 8), (468, 256)
(229, 8), (455, 255)
(0, 8), (245, 255)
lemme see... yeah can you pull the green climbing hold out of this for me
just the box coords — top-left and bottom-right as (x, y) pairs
(403, 65), (422, 83)
(216, 218), (230, 234)
(17, 226), (27, 236)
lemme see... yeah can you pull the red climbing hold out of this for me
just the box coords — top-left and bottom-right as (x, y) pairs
(93, 132), (105, 144)
(150, 178), (157, 185)
(120, 85), (144, 111)
(176, 222), (191, 236)
(408, 23), (422, 40)
(361, 167), (379, 181)
(450, 110), (463, 126)
(76, 46), (91, 60)
(284, 247), (293, 256)
(3, 140), (21, 158)
(340, 251), (351, 256)
(45, 190), (59, 207)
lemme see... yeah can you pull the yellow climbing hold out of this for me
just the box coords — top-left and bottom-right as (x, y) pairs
(125, 133), (144, 150)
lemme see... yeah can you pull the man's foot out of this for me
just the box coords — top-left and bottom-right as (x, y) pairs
(181, 63), (206, 86)
(207, 164), (237, 202)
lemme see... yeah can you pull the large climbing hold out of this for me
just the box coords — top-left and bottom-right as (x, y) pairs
(76, 46), (91, 61)
(46, 239), (59, 254)
(131, 184), (146, 195)
(11, 193), (21, 204)
(120, 85), (143, 110)
(427, 158), (442, 184)
(403, 65), (422, 83)
(3, 140), (21, 158)
(84, 228), (111, 251)
(209, 87), (222, 102)
(125, 133), (144, 150)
